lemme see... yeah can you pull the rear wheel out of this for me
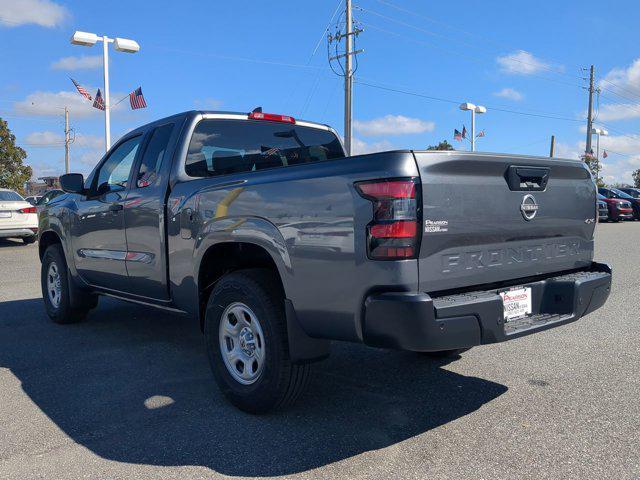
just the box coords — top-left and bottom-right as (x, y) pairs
(22, 235), (36, 244)
(204, 269), (311, 413)
(41, 244), (95, 324)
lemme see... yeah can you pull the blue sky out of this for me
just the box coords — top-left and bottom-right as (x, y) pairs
(2, 0), (640, 184)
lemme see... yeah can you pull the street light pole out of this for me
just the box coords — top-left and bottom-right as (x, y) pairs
(471, 108), (476, 152)
(459, 103), (486, 152)
(102, 36), (111, 151)
(71, 31), (140, 153)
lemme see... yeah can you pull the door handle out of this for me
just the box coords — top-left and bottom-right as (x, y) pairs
(109, 203), (123, 212)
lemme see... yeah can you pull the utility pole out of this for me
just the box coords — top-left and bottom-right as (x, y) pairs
(585, 65), (595, 156)
(327, 0), (363, 156)
(344, 0), (353, 156)
(549, 135), (555, 157)
(64, 107), (70, 174)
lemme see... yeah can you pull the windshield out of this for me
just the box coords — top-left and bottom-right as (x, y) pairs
(0, 191), (24, 201)
(185, 119), (345, 178)
(622, 188), (640, 198)
(611, 188), (634, 199)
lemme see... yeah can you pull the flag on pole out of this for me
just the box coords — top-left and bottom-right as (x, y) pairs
(71, 78), (92, 101)
(461, 126), (467, 139)
(92, 89), (105, 110)
(129, 87), (147, 109)
(476, 130), (485, 138)
(454, 129), (462, 141)
(603, 150), (608, 158)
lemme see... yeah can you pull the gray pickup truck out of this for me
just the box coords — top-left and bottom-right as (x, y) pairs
(39, 109), (612, 413)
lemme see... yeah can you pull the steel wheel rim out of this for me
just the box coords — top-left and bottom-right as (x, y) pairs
(47, 262), (62, 308)
(218, 302), (266, 385)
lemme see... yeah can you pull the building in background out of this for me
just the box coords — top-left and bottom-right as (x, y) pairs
(25, 176), (61, 196)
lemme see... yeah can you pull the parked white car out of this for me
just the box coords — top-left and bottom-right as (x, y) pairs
(0, 189), (38, 244)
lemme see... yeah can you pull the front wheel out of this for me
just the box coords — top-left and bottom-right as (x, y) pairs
(41, 244), (94, 324)
(22, 235), (36, 244)
(204, 269), (311, 413)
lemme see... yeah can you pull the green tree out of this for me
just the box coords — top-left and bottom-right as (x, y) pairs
(426, 140), (454, 151)
(0, 118), (31, 195)
(633, 169), (640, 188)
(582, 153), (605, 187)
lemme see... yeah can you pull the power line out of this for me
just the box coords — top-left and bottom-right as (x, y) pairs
(298, 0), (345, 117)
(356, 15), (584, 91)
(354, 79), (585, 122)
(370, 0), (578, 78)
(357, 3), (581, 84)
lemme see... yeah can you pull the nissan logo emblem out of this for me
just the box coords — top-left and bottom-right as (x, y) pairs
(520, 194), (539, 221)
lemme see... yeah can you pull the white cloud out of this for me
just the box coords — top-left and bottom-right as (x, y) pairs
(13, 89), (125, 118)
(0, 0), (69, 28)
(353, 115), (435, 137)
(351, 137), (394, 155)
(25, 131), (64, 146)
(554, 135), (640, 185)
(76, 149), (103, 169)
(25, 131), (103, 149)
(496, 50), (558, 76)
(493, 87), (523, 101)
(51, 55), (102, 71)
(599, 58), (640, 98)
(594, 103), (640, 122)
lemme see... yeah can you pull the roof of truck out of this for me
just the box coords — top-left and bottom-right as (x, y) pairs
(129, 110), (334, 134)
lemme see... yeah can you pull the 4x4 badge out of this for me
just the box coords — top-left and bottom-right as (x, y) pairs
(520, 194), (539, 221)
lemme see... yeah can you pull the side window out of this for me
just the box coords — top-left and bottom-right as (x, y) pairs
(95, 136), (142, 192)
(135, 123), (174, 188)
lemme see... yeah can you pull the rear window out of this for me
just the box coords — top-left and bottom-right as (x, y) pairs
(0, 191), (23, 201)
(185, 119), (345, 178)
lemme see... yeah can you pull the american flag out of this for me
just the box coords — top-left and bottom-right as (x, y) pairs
(71, 78), (92, 101)
(129, 87), (147, 109)
(461, 126), (467, 139)
(93, 89), (105, 110)
(453, 129), (462, 141)
(476, 130), (485, 138)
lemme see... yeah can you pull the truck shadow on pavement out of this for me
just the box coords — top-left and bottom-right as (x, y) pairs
(0, 296), (507, 477)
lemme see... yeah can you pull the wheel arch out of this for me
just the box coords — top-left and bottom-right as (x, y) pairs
(39, 230), (63, 261)
(195, 240), (330, 363)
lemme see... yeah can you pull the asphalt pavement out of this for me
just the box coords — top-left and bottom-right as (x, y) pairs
(0, 223), (638, 479)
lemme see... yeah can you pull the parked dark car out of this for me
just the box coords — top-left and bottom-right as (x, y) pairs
(618, 187), (640, 200)
(597, 194), (608, 222)
(37, 110), (612, 413)
(598, 187), (639, 220)
(25, 195), (42, 206)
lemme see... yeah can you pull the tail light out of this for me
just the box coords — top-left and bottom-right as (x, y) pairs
(355, 178), (421, 260)
(248, 111), (296, 124)
(18, 206), (37, 214)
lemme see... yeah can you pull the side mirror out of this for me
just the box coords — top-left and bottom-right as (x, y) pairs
(96, 182), (112, 196)
(60, 173), (85, 194)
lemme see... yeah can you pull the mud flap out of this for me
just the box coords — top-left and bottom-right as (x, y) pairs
(285, 299), (330, 364)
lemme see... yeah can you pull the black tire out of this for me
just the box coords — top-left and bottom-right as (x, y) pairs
(421, 348), (470, 358)
(204, 269), (311, 414)
(41, 244), (93, 324)
(22, 235), (37, 244)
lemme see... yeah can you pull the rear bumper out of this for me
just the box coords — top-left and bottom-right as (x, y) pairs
(363, 262), (612, 352)
(0, 228), (37, 238)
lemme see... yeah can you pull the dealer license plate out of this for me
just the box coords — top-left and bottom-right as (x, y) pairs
(500, 287), (532, 322)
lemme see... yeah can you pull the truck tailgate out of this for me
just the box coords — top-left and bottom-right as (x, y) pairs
(413, 151), (596, 293)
